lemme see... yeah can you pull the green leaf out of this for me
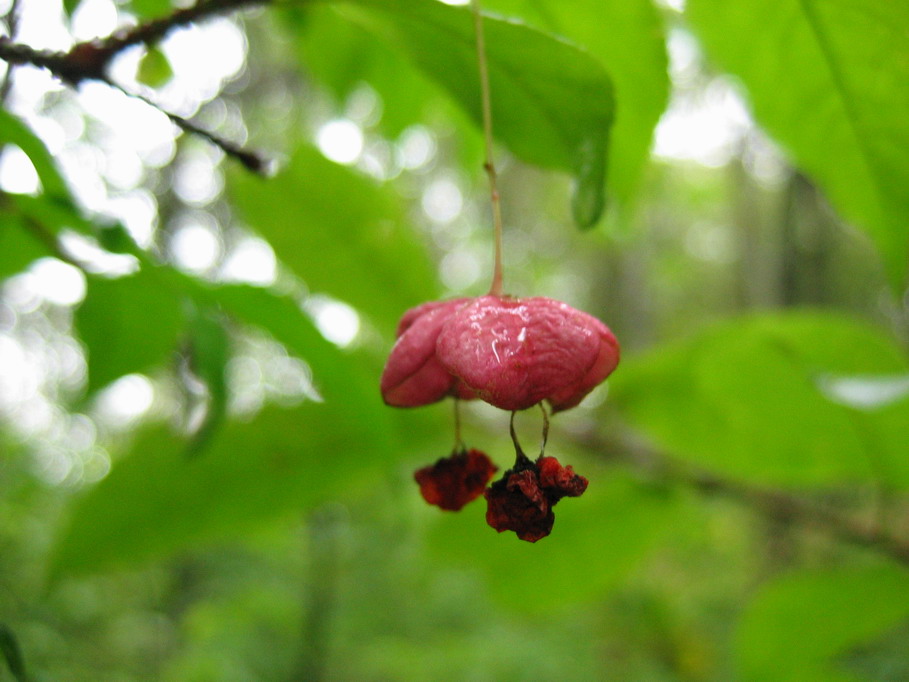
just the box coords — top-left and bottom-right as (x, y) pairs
(163, 277), (393, 438)
(0, 623), (27, 682)
(52, 279), (396, 575)
(8, 193), (97, 239)
(75, 269), (185, 395)
(611, 312), (909, 487)
(736, 565), (909, 682)
(285, 5), (443, 139)
(425, 470), (680, 613)
(125, 265), (384, 408)
(486, 0), (669, 211)
(66, 0), (171, 18)
(338, 0), (615, 227)
(183, 303), (231, 457)
(1, 109), (104, 242)
(50, 400), (395, 576)
(0, 109), (71, 203)
(126, 0), (174, 20)
(137, 46), (174, 88)
(0, 214), (52, 281)
(228, 145), (437, 333)
(686, 0), (909, 286)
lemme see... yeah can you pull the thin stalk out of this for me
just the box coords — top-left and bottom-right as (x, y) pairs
(509, 411), (535, 467)
(453, 398), (464, 451)
(471, 0), (504, 296)
(538, 403), (550, 456)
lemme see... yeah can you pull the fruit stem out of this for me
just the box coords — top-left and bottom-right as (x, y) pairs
(509, 411), (532, 466)
(538, 403), (550, 456)
(471, 0), (504, 297)
(453, 398), (464, 451)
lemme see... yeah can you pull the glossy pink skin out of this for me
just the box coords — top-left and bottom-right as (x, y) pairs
(381, 295), (619, 412)
(380, 298), (470, 407)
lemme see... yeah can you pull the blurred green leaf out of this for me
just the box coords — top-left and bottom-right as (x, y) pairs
(53, 279), (396, 575)
(9, 193), (97, 239)
(187, 281), (379, 405)
(611, 312), (909, 487)
(137, 46), (174, 88)
(286, 5), (443, 139)
(229, 145), (437, 333)
(75, 269), (184, 395)
(0, 623), (27, 682)
(425, 470), (681, 613)
(50, 399), (395, 576)
(686, 0), (909, 286)
(184, 303), (231, 457)
(66, 0), (172, 18)
(128, 0), (174, 19)
(1, 110), (106, 243)
(338, 0), (615, 227)
(487, 0), (669, 211)
(736, 564), (909, 682)
(0, 109), (71, 203)
(0, 214), (52, 281)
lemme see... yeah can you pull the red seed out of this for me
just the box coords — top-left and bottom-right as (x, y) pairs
(414, 449), (498, 511)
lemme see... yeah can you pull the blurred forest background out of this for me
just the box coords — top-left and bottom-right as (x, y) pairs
(2, 0), (909, 680)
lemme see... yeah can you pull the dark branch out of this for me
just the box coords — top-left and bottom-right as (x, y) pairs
(113, 85), (274, 175)
(0, 0), (265, 85)
(94, 0), (263, 58)
(585, 429), (909, 567)
(0, 0), (272, 174)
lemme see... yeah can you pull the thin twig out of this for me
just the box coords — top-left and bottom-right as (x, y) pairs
(0, 0), (271, 174)
(0, 0), (263, 83)
(470, 0), (504, 297)
(93, 0), (262, 59)
(111, 84), (272, 175)
(0, 0), (22, 101)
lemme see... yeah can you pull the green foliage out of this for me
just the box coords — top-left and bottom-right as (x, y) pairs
(338, 0), (615, 226)
(55, 274), (397, 574)
(0, 624), (28, 682)
(612, 312), (909, 486)
(736, 564), (909, 681)
(137, 46), (174, 88)
(75, 269), (185, 396)
(686, 0), (909, 286)
(0, 215), (51, 281)
(0, 109), (70, 202)
(2, 0), (909, 679)
(286, 6), (441, 139)
(51, 399), (394, 576)
(487, 0), (669, 210)
(228, 144), (436, 332)
(425, 470), (683, 613)
(183, 303), (230, 456)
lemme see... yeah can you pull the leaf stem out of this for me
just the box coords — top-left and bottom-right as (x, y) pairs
(471, 0), (504, 297)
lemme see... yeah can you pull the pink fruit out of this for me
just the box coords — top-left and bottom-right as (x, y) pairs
(381, 295), (619, 412)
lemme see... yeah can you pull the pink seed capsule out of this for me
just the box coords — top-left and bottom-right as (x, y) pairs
(381, 295), (619, 413)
